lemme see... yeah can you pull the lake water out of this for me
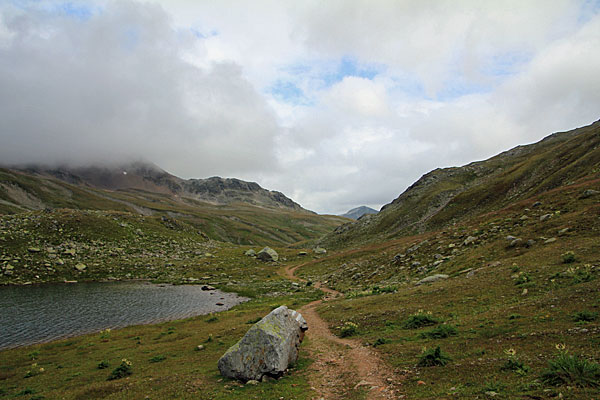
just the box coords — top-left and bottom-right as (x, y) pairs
(0, 281), (248, 350)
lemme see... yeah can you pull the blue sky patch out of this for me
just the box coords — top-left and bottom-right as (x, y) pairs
(268, 80), (312, 106)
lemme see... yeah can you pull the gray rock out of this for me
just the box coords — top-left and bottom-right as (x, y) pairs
(244, 249), (256, 257)
(506, 235), (517, 241)
(463, 236), (476, 246)
(544, 237), (557, 244)
(218, 306), (307, 382)
(580, 189), (599, 199)
(508, 238), (522, 248)
(558, 227), (570, 235)
(257, 247), (279, 262)
(298, 251), (308, 256)
(201, 285), (216, 291)
(75, 263), (87, 271)
(532, 201), (542, 207)
(416, 274), (449, 285)
(313, 247), (327, 255)
(540, 214), (552, 222)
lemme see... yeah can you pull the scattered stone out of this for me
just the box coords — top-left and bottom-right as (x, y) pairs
(520, 215), (529, 221)
(532, 201), (542, 207)
(416, 274), (449, 285)
(216, 302), (224, 306)
(246, 380), (259, 386)
(218, 306), (307, 382)
(201, 285), (216, 291)
(540, 214), (552, 222)
(558, 227), (570, 235)
(27, 247), (41, 253)
(463, 236), (477, 246)
(74, 263), (87, 271)
(196, 345), (205, 351)
(580, 189), (599, 199)
(544, 237), (557, 244)
(244, 249), (256, 257)
(257, 247), (279, 262)
(526, 239), (536, 248)
(506, 235), (517, 241)
(485, 391), (499, 397)
(313, 247), (327, 255)
(298, 251), (308, 256)
(522, 288), (528, 296)
(508, 238), (522, 248)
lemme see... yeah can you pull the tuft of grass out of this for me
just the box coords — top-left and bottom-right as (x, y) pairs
(373, 337), (389, 347)
(107, 359), (133, 381)
(572, 310), (598, 323)
(339, 322), (358, 338)
(420, 324), (458, 339)
(149, 355), (166, 363)
(403, 313), (439, 329)
(97, 360), (110, 369)
(541, 351), (600, 387)
(417, 346), (451, 367)
(501, 358), (529, 376)
(245, 316), (262, 324)
(562, 251), (576, 264)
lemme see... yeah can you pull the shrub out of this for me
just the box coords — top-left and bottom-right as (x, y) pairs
(149, 355), (166, 363)
(514, 273), (530, 286)
(572, 311), (598, 323)
(562, 251), (576, 264)
(420, 324), (458, 339)
(339, 322), (358, 337)
(541, 350), (600, 387)
(373, 338), (389, 347)
(97, 360), (110, 369)
(107, 359), (133, 381)
(403, 313), (439, 329)
(417, 346), (451, 367)
(501, 355), (529, 376)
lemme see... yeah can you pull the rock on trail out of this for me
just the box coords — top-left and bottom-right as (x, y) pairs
(218, 305), (307, 382)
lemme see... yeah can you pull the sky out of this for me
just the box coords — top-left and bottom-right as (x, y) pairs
(1, 1), (599, 214)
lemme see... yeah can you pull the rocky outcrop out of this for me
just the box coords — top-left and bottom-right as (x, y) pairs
(218, 306), (308, 382)
(416, 274), (449, 285)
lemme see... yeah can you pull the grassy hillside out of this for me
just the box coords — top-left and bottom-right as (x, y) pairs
(0, 169), (347, 247)
(295, 171), (600, 398)
(322, 120), (600, 248)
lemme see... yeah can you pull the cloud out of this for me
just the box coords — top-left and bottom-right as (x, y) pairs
(1, 1), (599, 215)
(0, 1), (281, 178)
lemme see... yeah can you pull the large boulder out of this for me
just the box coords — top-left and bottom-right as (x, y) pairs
(416, 274), (449, 285)
(257, 247), (278, 262)
(218, 306), (307, 382)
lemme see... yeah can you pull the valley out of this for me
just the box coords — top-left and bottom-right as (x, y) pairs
(0, 121), (599, 399)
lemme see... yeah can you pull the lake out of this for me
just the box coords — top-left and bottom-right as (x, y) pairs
(0, 281), (248, 349)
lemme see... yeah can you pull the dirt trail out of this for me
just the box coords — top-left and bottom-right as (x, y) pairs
(282, 263), (403, 399)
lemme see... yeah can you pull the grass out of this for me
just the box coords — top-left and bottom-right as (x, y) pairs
(541, 351), (600, 387)
(417, 346), (451, 367)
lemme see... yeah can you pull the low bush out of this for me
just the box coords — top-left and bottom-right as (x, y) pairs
(420, 324), (458, 339)
(541, 349), (600, 387)
(417, 346), (451, 367)
(339, 322), (359, 337)
(107, 359), (133, 381)
(403, 313), (439, 329)
(572, 311), (598, 323)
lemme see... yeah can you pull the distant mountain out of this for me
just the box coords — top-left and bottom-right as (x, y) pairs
(0, 161), (348, 246)
(341, 206), (378, 220)
(17, 162), (306, 212)
(322, 119), (600, 247)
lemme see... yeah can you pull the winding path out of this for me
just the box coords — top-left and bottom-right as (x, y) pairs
(282, 263), (403, 399)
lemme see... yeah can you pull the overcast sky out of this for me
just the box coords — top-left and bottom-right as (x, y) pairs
(1, 1), (599, 214)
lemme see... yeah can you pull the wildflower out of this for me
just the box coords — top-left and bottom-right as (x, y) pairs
(39, 368), (44, 372)
(555, 343), (566, 351)
(504, 348), (517, 356)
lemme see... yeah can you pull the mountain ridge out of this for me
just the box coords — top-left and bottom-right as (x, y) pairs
(322, 119), (600, 247)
